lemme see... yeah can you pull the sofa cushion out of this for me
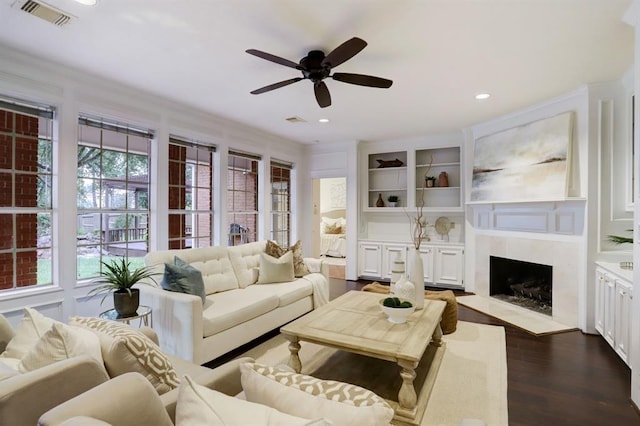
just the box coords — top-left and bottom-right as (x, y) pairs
(257, 251), (295, 284)
(243, 278), (313, 308)
(146, 246), (238, 295)
(202, 290), (279, 337)
(176, 375), (319, 426)
(0, 361), (19, 381)
(0, 307), (55, 361)
(228, 241), (267, 288)
(240, 362), (394, 426)
(161, 256), (206, 304)
(17, 322), (103, 373)
(70, 317), (180, 394)
(265, 240), (310, 277)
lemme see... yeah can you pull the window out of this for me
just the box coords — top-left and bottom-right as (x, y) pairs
(270, 160), (292, 248)
(168, 136), (215, 249)
(76, 115), (153, 280)
(0, 97), (54, 291)
(227, 150), (260, 245)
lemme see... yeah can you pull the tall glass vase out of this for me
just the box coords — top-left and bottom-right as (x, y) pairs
(409, 247), (425, 310)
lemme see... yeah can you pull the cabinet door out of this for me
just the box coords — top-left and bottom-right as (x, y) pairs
(419, 246), (434, 283)
(434, 247), (464, 288)
(358, 243), (382, 278)
(603, 275), (615, 347)
(594, 269), (605, 335)
(382, 244), (407, 279)
(614, 279), (632, 365)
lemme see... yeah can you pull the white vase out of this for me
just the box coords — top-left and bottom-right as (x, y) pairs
(389, 258), (405, 295)
(394, 273), (415, 305)
(409, 247), (425, 310)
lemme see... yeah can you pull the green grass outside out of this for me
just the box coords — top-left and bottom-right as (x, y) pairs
(37, 256), (146, 284)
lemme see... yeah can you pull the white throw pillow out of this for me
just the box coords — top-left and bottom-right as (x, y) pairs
(0, 307), (55, 360)
(0, 361), (19, 381)
(240, 362), (394, 426)
(257, 251), (295, 284)
(17, 322), (103, 372)
(175, 375), (327, 426)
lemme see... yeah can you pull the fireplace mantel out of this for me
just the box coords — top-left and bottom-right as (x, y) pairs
(467, 199), (586, 236)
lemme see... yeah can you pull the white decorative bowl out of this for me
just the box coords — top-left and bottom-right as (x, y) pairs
(380, 298), (415, 324)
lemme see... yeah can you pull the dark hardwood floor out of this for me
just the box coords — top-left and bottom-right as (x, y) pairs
(350, 280), (640, 425)
(208, 279), (640, 425)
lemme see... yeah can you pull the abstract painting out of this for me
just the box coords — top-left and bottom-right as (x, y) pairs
(470, 111), (573, 202)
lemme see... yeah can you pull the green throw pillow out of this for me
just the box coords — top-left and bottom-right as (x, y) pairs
(161, 256), (206, 304)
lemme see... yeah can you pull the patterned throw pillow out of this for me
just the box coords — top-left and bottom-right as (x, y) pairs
(70, 317), (179, 394)
(265, 240), (310, 277)
(324, 223), (343, 234)
(161, 256), (206, 304)
(240, 362), (394, 426)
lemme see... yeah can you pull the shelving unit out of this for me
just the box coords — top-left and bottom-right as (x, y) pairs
(415, 147), (462, 210)
(367, 151), (407, 208)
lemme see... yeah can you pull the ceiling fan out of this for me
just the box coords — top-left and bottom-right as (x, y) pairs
(246, 37), (393, 108)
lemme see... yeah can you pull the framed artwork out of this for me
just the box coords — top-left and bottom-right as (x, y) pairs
(470, 111), (574, 202)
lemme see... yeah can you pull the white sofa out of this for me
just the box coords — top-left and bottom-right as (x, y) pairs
(140, 241), (329, 365)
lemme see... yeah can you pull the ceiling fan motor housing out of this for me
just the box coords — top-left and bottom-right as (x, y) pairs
(300, 50), (330, 82)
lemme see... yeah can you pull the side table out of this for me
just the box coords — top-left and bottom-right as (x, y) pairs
(99, 305), (152, 327)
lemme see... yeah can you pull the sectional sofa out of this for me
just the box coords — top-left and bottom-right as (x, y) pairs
(141, 241), (330, 364)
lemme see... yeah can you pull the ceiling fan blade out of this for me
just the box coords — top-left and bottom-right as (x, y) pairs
(250, 78), (303, 95)
(246, 49), (302, 70)
(332, 72), (393, 88)
(321, 37), (367, 68)
(314, 81), (331, 108)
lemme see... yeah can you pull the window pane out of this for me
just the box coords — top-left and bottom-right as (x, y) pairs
(77, 117), (152, 280)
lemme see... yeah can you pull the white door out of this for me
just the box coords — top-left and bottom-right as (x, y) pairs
(614, 279), (632, 365)
(382, 243), (407, 280)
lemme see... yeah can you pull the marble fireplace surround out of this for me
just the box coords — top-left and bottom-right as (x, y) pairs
(471, 201), (586, 328)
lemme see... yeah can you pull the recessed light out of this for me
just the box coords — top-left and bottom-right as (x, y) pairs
(74, 0), (98, 5)
(475, 93), (491, 100)
(318, 118), (329, 123)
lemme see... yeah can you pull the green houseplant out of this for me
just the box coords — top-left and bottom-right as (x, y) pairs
(387, 195), (399, 207)
(88, 258), (157, 317)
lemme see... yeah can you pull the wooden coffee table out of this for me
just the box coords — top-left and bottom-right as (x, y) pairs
(280, 291), (447, 426)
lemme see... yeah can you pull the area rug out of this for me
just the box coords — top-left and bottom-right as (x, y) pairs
(456, 294), (577, 336)
(236, 320), (508, 426)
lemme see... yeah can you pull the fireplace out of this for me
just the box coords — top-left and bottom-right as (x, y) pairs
(490, 256), (552, 316)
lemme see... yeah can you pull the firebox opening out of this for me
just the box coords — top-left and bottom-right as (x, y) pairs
(490, 256), (552, 316)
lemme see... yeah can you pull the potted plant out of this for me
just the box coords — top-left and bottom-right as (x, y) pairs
(387, 195), (399, 207)
(88, 258), (157, 317)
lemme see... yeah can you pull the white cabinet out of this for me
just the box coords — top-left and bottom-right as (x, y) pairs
(358, 242), (382, 278)
(433, 246), (464, 288)
(594, 264), (633, 366)
(366, 151), (408, 210)
(614, 279), (632, 364)
(381, 243), (408, 280)
(357, 240), (464, 289)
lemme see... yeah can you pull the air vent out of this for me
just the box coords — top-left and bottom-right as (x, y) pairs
(285, 116), (306, 123)
(13, 0), (75, 27)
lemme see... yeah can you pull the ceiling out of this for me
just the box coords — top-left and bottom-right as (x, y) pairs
(0, 0), (634, 145)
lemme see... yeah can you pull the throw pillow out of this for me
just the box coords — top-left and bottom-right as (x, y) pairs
(0, 361), (19, 381)
(257, 251), (295, 284)
(175, 375), (327, 426)
(69, 316), (180, 394)
(161, 256), (207, 304)
(0, 307), (55, 360)
(240, 362), (394, 426)
(324, 223), (342, 234)
(265, 240), (310, 277)
(17, 322), (103, 373)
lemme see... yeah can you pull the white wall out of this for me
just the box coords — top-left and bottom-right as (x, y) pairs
(0, 44), (307, 323)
